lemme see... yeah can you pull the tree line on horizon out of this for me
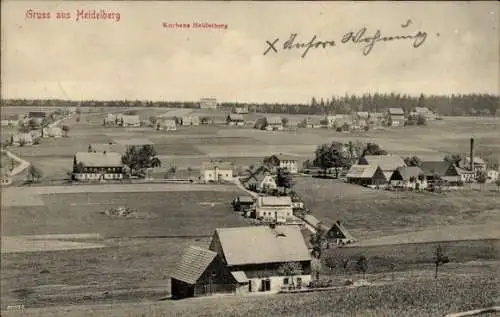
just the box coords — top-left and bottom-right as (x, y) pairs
(1, 92), (498, 117)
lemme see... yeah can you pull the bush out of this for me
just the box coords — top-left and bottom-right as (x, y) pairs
(33, 137), (41, 145)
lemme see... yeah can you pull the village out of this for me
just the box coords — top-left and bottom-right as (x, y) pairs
(1, 97), (499, 309)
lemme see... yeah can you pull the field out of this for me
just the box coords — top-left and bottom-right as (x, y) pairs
(0, 187), (259, 308)
(5, 266), (499, 316)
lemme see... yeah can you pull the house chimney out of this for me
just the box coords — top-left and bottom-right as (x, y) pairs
(470, 137), (474, 171)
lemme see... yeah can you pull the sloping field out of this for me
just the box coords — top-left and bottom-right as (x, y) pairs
(1, 234), (107, 253)
(6, 266), (498, 317)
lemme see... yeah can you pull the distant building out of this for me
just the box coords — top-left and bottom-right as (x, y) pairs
(72, 152), (124, 181)
(28, 111), (47, 123)
(1, 114), (19, 127)
(460, 156), (487, 173)
(354, 112), (370, 129)
(12, 133), (33, 146)
(411, 107), (436, 120)
(304, 117), (322, 129)
(231, 196), (255, 212)
(242, 169), (277, 193)
(181, 116), (200, 126)
(420, 161), (462, 184)
(199, 98), (218, 110)
(157, 118), (177, 131)
(234, 106), (249, 114)
(200, 161), (234, 183)
(122, 115), (140, 127)
(386, 108), (405, 127)
(389, 166), (428, 190)
(42, 126), (62, 138)
(226, 114), (245, 126)
(358, 155), (407, 180)
(346, 164), (387, 186)
(266, 117), (284, 131)
(486, 169), (499, 183)
(171, 225), (312, 299)
(265, 154), (299, 174)
(255, 196), (294, 224)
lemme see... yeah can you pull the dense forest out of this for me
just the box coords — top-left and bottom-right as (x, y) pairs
(1, 93), (498, 117)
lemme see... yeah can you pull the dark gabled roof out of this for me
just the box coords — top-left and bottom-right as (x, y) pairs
(420, 161), (456, 176)
(391, 166), (425, 181)
(360, 155), (406, 172)
(326, 221), (356, 242)
(236, 196), (255, 204)
(171, 246), (217, 285)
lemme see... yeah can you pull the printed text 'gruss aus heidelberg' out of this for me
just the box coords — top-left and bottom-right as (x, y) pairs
(162, 22), (228, 30)
(25, 9), (121, 22)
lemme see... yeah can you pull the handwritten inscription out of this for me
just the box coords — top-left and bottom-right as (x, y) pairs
(25, 9), (121, 22)
(263, 20), (428, 58)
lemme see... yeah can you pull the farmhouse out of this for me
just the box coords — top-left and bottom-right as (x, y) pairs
(200, 98), (218, 110)
(411, 107), (436, 120)
(200, 161), (233, 183)
(420, 161), (461, 184)
(232, 196), (255, 212)
(234, 106), (249, 114)
(171, 225), (312, 299)
(255, 196), (294, 224)
(390, 166), (428, 190)
(157, 118), (177, 131)
(358, 155), (407, 179)
(386, 108), (405, 127)
(354, 112), (369, 128)
(265, 154), (299, 174)
(122, 115), (140, 127)
(11, 132), (33, 146)
(323, 220), (357, 246)
(226, 114), (245, 126)
(346, 165), (387, 186)
(368, 112), (384, 125)
(42, 126), (62, 138)
(304, 117), (322, 129)
(1, 114), (19, 126)
(72, 151), (124, 181)
(28, 111), (47, 123)
(266, 117), (284, 131)
(181, 115), (200, 126)
(242, 170), (277, 193)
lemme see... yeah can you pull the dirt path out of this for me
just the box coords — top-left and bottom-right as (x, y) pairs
(2, 149), (30, 176)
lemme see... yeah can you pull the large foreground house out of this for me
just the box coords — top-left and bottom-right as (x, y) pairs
(346, 165), (386, 186)
(171, 225), (312, 299)
(255, 196), (294, 224)
(358, 155), (407, 180)
(200, 161), (234, 183)
(72, 152), (124, 181)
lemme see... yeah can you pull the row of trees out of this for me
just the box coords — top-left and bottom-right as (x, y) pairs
(3, 93), (499, 116)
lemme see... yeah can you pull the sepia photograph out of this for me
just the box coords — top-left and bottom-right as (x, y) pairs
(1, 1), (499, 316)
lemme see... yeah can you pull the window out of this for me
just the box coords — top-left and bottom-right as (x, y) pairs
(283, 277), (289, 285)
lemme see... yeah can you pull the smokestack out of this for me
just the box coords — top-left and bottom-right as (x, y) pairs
(470, 137), (474, 171)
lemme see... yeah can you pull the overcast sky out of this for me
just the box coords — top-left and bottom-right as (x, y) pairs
(1, 1), (499, 103)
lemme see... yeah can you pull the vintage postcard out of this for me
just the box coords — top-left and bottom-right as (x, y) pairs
(1, 1), (499, 316)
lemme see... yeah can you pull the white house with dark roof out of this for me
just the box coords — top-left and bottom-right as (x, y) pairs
(266, 117), (284, 131)
(200, 161), (234, 183)
(255, 196), (294, 224)
(171, 225), (312, 299)
(226, 113), (245, 126)
(72, 151), (123, 181)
